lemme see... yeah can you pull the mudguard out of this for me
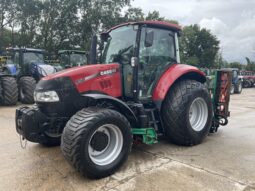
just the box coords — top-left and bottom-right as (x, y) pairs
(152, 64), (206, 105)
(82, 93), (138, 128)
(5, 64), (17, 75)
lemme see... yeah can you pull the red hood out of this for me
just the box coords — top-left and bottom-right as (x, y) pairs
(43, 64), (119, 81)
(42, 63), (122, 97)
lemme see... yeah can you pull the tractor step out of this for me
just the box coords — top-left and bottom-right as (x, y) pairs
(131, 128), (157, 145)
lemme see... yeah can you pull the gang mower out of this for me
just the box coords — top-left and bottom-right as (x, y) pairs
(16, 21), (231, 178)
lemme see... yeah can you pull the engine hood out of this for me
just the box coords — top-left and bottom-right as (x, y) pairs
(43, 64), (119, 81)
(41, 63), (122, 97)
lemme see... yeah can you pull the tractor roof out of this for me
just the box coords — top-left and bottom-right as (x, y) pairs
(58, 50), (87, 55)
(105, 20), (181, 33)
(6, 47), (46, 53)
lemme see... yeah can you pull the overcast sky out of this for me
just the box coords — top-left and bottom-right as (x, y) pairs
(131, 0), (255, 63)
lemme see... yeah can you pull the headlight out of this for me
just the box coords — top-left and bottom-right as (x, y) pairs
(34, 91), (59, 102)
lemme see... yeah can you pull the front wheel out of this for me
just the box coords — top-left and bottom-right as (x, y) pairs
(19, 76), (36, 104)
(162, 80), (213, 146)
(61, 107), (132, 179)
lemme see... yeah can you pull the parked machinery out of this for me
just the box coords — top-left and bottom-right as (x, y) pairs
(221, 68), (243, 94)
(58, 50), (88, 68)
(240, 71), (255, 88)
(4, 48), (59, 104)
(16, 21), (231, 178)
(0, 56), (18, 105)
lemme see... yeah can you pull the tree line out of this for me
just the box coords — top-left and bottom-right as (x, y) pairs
(0, 0), (254, 71)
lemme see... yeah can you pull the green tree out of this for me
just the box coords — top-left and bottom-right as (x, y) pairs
(245, 57), (255, 71)
(180, 24), (220, 68)
(145, 11), (165, 21)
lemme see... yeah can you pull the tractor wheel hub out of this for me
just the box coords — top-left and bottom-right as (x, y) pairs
(90, 131), (109, 151)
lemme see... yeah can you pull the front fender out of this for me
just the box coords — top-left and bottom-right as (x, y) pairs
(152, 64), (206, 102)
(82, 93), (138, 128)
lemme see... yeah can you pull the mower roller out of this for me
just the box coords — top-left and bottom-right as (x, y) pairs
(15, 21), (231, 178)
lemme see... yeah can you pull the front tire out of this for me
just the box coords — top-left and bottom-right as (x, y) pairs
(0, 76), (18, 106)
(162, 80), (213, 146)
(61, 107), (132, 179)
(19, 76), (36, 104)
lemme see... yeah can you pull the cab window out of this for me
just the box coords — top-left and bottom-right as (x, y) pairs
(139, 27), (176, 98)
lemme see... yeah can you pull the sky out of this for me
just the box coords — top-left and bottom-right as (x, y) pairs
(131, 0), (255, 63)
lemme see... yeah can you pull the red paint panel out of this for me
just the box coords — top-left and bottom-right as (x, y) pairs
(152, 64), (205, 101)
(42, 63), (122, 97)
(105, 20), (181, 33)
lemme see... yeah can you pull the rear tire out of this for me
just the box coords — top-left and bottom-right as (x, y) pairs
(19, 76), (36, 104)
(0, 76), (18, 106)
(243, 80), (250, 88)
(162, 80), (213, 146)
(61, 107), (132, 179)
(234, 81), (242, 94)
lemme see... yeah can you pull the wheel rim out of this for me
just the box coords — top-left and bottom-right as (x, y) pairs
(189, 97), (208, 132)
(88, 124), (123, 166)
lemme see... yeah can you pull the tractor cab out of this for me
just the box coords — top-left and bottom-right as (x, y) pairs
(95, 21), (181, 101)
(58, 50), (88, 68)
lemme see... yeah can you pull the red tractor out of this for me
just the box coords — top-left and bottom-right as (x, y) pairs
(16, 21), (231, 178)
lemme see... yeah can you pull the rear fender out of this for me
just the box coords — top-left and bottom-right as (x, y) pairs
(82, 93), (138, 128)
(152, 64), (206, 109)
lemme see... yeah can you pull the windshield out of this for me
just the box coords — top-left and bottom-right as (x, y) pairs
(100, 25), (137, 64)
(60, 53), (87, 67)
(70, 54), (87, 66)
(23, 52), (44, 64)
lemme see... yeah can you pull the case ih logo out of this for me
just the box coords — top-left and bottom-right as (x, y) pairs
(75, 68), (118, 85)
(100, 68), (117, 76)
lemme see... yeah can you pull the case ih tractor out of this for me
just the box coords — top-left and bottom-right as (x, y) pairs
(5, 48), (59, 104)
(16, 21), (231, 178)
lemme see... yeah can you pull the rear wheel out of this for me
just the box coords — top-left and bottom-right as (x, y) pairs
(19, 76), (36, 104)
(61, 107), (132, 179)
(162, 80), (213, 146)
(243, 80), (250, 88)
(0, 76), (18, 106)
(234, 81), (242, 94)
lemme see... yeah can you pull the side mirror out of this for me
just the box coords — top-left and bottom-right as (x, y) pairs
(145, 30), (154, 47)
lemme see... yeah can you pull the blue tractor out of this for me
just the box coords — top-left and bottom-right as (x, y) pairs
(222, 68), (243, 94)
(3, 48), (59, 104)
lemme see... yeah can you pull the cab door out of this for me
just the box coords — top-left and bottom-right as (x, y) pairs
(138, 27), (177, 98)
